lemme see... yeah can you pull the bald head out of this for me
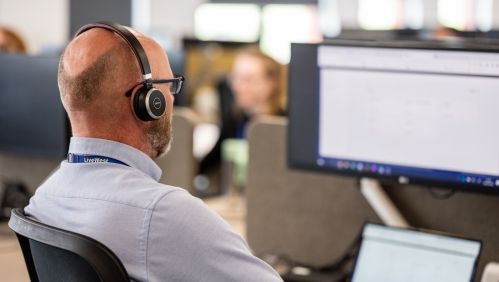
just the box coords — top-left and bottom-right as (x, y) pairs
(59, 25), (175, 159)
(59, 28), (142, 113)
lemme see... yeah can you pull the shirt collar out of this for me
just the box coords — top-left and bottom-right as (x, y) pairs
(68, 137), (162, 181)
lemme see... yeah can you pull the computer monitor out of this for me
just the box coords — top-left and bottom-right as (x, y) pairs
(351, 223), (481, 282)
(288, 41), (499, 194)
(0, 55), (69, 159)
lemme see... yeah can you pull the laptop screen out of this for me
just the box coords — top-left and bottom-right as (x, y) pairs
(351, 224), (481, 282)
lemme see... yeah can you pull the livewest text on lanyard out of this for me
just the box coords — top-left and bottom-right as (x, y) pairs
(67, 153), (129, 167)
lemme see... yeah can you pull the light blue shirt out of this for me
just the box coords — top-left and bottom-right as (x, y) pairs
(25, 137), (282, 282)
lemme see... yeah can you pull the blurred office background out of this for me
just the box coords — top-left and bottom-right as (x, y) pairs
(2, 0), (499, 281)
(3, 0), (499, 54)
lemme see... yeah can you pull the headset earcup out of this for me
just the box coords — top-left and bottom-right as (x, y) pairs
(133, 87), (166, 121)
(146, 89), (166, 119)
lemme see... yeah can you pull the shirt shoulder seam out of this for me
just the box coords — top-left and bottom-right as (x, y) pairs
(34, 190), (180, 211)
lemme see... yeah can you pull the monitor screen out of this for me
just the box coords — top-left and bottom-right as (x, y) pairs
(288, 42), (499, 194)
(351, 224), (481, 282)
(0, 55), (69, 159)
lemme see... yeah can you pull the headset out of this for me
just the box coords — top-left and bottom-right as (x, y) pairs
(74, 21), (166, 122)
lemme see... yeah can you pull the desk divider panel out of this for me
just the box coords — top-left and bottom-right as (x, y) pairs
(155, 107), (198, 195)
(246, 117), (381, 266)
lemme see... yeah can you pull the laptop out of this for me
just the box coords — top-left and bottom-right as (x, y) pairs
(350, 223), (482, 282)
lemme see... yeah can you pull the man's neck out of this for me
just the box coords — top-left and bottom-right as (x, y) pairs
(71, 123), (155, 159)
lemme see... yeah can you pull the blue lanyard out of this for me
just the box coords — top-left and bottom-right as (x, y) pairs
(67, 153), (129, 167)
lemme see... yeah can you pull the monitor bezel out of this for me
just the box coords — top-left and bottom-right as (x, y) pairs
(349, 222), (483, 282)
(288, 40), (499, 195)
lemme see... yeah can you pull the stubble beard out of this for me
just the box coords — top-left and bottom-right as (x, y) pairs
(147, 114), (173, 159)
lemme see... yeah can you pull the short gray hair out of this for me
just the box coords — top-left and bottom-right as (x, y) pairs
(58, 40), (141, 111)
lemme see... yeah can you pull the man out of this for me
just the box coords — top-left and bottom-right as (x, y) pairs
(25, 24), (282, 281)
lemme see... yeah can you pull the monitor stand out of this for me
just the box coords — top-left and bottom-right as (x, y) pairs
(360, 178), (409, 228)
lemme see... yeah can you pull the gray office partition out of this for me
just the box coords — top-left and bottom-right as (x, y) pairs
(155, 107), (198, 195)
(246, 116), (381, 266)
(246, 116), (499, 282)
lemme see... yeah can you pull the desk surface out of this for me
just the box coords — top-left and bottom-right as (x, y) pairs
(203, 195), (247, 241)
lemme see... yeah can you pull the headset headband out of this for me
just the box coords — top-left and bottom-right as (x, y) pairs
(74, 21), (152, 80)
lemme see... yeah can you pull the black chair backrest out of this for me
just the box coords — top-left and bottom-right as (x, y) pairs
(8, 208), (130, 282)
(198, 78), (237, 176)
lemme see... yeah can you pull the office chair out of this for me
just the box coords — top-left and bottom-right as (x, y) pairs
(199, 77), (237, 177)
(8, 208), (130, 282)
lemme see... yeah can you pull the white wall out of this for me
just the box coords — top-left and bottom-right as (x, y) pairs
(337, 0), (499, 30)
(340, 0), (437, 30)
(421, 0), (439, 28)
(493, 0), (499, 28)
(0, 0), (203, 53)
(0, 0), (69, 53)
(150, 0), (207, 49)
(339, 0), (360, 28)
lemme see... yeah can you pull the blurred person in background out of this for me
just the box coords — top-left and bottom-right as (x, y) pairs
(230, 46), (286, 135)
(0, 27), (27, 53)
(197, 46), (286, 192)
